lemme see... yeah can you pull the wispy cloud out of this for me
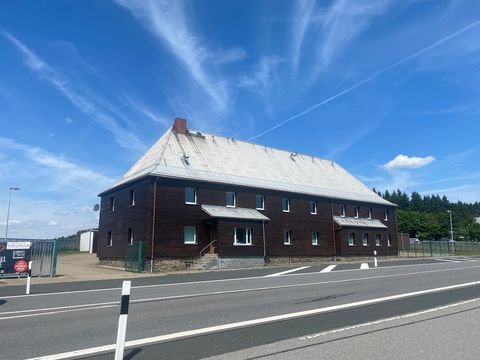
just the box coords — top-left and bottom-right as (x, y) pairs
(115, 0), (232, 111)
(2, 32), (147, 152)
(403, 105), (468, 116)
(121, 93), (170, 127)
(313, 0), (393, 76)
(250, 18), (480, 140)
(238, 56), (284, 91)
(0, 137), (114, 190)
(291, 0), (316, 76)
(384, 154), (435, 170)
(212, 47), (247, 65)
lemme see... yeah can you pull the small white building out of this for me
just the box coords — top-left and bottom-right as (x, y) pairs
(475, 217), (480, 225)
(79, 229), (98, 253)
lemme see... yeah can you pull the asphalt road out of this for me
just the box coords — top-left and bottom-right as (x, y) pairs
(1, 257), (479, 359)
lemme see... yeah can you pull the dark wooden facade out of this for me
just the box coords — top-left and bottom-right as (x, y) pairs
(97, 176), (398, 261)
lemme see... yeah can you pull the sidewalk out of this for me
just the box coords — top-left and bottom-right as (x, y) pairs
(0, 252), (159, 286)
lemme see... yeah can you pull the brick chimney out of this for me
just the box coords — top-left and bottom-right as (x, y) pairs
(173, 117), (187, 134)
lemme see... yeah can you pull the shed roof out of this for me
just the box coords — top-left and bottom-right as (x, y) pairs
(103, 125), (393, 206)
(202, 205), (270, 221)
(333, 216), (388, 229)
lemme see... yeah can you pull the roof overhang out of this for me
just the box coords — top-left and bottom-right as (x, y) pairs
(201, 205), (270, 222)
(333, 216), (388, 229)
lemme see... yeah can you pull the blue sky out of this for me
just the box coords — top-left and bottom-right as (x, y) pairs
(1, 0), (480, 238)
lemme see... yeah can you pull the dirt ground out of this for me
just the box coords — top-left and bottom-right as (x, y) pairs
(0, 252), (158, 286)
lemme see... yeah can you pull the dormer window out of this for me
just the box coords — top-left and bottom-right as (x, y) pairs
(354, 207), (360, 218)
(340, 204), (346, 217)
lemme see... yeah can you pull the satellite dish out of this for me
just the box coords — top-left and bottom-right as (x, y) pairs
(93, 204), (100, 212)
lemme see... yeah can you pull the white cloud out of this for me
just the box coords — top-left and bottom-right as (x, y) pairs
(115, 0), (229, 111)
(212, 47), (247, 65)
(2, 32), (146, 152)
(384, 154), (435, 170)
(291, 0), (316, 75)
(238, 57), (284, 90)
(48, 221), (59, 226)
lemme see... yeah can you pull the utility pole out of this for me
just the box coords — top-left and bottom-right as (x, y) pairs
(4, 187), (20, 241)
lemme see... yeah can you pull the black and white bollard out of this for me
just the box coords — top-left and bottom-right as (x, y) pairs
(26, 261), (32, 295)
(114, 280), (131, 360)
(373, 251), (378, 268)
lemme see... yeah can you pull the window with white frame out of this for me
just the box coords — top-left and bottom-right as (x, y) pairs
(384, 209), (389, 221)
(368, 208), (372, 219)
(234, 228), (253, 245)
(185, 187), (197, 204)
(226, 192), (236, 207)
(256, 195), (265, 210)
(128, 228), (134, 245)
(109, 197), (115, 211)
(184, 226), (196, 244)
(312, 231), (319, 246)
(107, 231), (113, 247)
(282, 198), (290, 212)
(310, 201), (317, 214)
(375, 234), (381, 246)
(129, 190), (136, 206)
(348, 233), (355, 246)
(284, 230), (292, 245)
(388, 235), (392, 247)
(363, 233), (368, 246)
(340, 204), (346, 217)
(354, 206), (360, 218)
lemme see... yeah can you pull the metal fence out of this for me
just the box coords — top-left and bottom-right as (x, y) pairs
(56, 238), (80, 251)
(399, 240), (480, 257)
(125, 242), (144, 273)
(31, 240), (58, 277)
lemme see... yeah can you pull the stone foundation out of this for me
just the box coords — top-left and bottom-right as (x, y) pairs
(267, 256), (334, 265)
(218, 257), (264, 269)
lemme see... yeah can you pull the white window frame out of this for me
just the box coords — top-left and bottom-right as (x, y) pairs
(256, 195), (265, 210)
(109, 197), (115, 212)
(375, 234), (381, 247)
(129, 190), (136, 206)
(340, 204), (346, 217)
(363, 233), (368, 247)
(128, 228), (134, 245)
(311, 231), (319, 246)
(354, 207), (360, 218)
(282, 198), (290, 213)
(234, 227), (253, 246)
(368, 208), (372, 219)
(348, 233), (355, 246)
(388, 235), (392, 247)
(284, 230), (292, 245)
(384, 209), (389, 221)
(107, 231), (113, 247)
(185, 187), (197, 205)
(310, 201), (317, 215)
(184, 226), (197, 244)
(226, 191), (236, 208)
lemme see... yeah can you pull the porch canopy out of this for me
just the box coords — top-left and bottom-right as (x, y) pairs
(201, 204), (270, 221)
(333, 216), (387, 229)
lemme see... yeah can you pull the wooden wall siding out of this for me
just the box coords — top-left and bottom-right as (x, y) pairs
(97, 178), (153, 259)
(335, 228), (398, 256)
(216, 219), (265, 257)
(98, 176), (399, 259)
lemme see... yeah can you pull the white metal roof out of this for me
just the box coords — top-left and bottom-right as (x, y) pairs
(333, 216), (388, 229)
(108, 127), (393, 206)
(201, 205), (270, 221)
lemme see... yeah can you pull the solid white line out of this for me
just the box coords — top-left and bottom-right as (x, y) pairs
(300, 297), (480, 340)
(320, 265), (337, 273)
(4, 265), (480, 321)
(2, 260), (476, 300)
(265, 266), (311, 277)
(28, 280), (480, 360)
(360, 263), (369, 270)
(435, 258), (460, 263)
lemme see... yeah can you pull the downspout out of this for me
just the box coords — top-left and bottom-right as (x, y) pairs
(262, 220), (266, 265)
(150, 177), (158, 273)
(330, 199), (337, 262)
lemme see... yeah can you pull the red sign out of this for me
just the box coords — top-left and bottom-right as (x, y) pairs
(14, 260), (28, 273)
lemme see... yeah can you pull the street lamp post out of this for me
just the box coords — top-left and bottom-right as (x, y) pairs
(447, 210), (454, 254)
(4, 187), (20, 241)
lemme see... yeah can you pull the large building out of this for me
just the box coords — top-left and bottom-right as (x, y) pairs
(98, 118), (397, 270)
